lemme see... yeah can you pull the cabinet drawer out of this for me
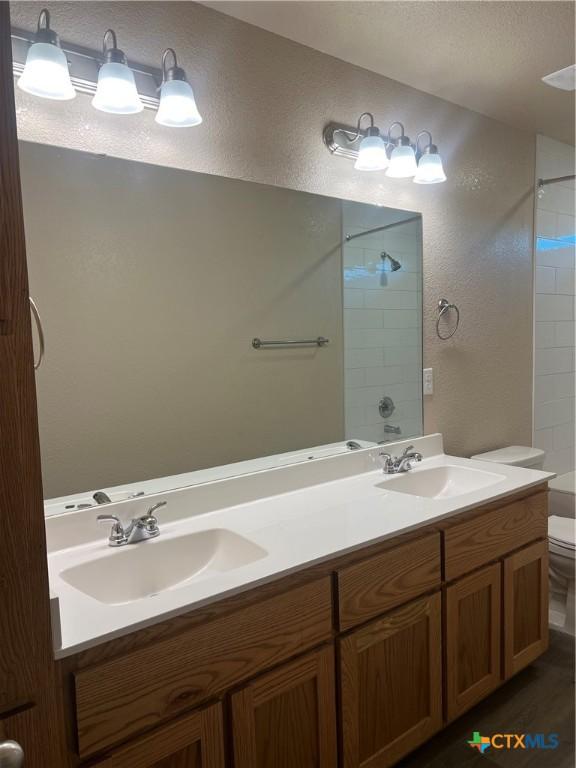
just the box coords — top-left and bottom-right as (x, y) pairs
(93, 703), (224, 767)
(75, 577), (332, 758)
(337, 533), (441, 631)
(444, 491), (547, 581)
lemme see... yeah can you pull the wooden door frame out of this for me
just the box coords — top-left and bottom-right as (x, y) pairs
(0, 2), (63, 763)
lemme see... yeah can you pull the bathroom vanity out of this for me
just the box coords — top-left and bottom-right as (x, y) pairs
(45, 437), (552, 768)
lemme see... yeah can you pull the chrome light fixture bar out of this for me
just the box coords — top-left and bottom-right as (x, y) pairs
(11, 27), (162, 109)
(324, 115), (446, 184)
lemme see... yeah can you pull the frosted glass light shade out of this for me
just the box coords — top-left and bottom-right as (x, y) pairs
(414, 152), (447, 184)
(155, 79), (202, 127)
(386, 145), (418, 178)
(92, 62), (143, 114)
(354, 135), (389, 171)
(18, 42), (75, 100)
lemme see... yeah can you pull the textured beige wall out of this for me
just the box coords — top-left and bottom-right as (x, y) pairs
(20, 142), (344, 498)
(12, 1), (535, 459)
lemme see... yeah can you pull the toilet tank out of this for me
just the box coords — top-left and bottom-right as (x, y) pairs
(470, 445), (546, 470)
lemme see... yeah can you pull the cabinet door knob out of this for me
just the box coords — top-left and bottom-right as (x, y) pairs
(0, 740), (24, 768)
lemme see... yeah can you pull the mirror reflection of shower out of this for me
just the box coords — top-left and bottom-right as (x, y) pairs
(380, 250), (401, 286)
(380, 251), (402, 271)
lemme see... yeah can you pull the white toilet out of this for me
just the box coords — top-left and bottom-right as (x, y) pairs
(471, 445), (576, 637)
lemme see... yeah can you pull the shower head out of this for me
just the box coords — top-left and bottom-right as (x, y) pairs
(381, 251), (402, 271)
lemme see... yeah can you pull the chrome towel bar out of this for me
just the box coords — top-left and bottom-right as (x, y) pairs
(252, 336), (329, 349)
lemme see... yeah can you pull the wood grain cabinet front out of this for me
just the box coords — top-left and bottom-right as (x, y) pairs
(504, 540), (549, 678)
(74, 578), (332, 758)
(339, 592), (443, 768)
(445, 563), (502, 721)
(231, 645), (338, 768)
(91, 704), (225, 768)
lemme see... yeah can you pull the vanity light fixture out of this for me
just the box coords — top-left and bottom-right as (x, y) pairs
(92, 29), (143, 115)
(155, 48), (202, 128)
(323, 116), (446, 184)
(413, 131), (447, 184)
(385, 122), (417, 179)
(17, 9), (76, 100)
(352, 113), (389, 171)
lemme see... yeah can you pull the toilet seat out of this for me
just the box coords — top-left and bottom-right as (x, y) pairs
(548, 516), (576, 558)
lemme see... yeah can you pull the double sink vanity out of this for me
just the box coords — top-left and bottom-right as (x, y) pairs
(46, 434), (553, 767)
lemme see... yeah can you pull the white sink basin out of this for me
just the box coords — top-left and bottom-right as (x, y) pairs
(60, 529), (267, 605)
(377, 465), (505, 499)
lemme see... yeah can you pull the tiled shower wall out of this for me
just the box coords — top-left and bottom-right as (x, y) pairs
(533, 135), (575, 476)
(343, 202), (423, 443)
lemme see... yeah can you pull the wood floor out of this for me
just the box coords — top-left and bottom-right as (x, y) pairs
(399, 630), (575, 768)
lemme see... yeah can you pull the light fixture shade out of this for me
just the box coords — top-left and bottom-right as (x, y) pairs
(386, 145), (417, 178)
(414, 152), (447, 184)
(354, 135), (388, 171)
(92, 62), (143, 114)
(18, 42), (75, 100)
(155, 79), (202, 127)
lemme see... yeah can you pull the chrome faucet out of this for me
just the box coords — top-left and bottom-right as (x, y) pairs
(378, 445), (423, 474)
(97, 501), (167, 547)
(93, 491), (112, 505)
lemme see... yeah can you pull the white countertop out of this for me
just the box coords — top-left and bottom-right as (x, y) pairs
(46, 434), (554, 658)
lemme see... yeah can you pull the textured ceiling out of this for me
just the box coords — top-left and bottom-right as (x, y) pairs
(205, 1), (575, 144)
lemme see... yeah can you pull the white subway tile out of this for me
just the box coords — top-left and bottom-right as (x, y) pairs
(536, 209), (557, 239)
(534, 427), (555, 452)
(534, 372), (575, 403)
(535, 294), (574, 322)
(535, 267), (556, 294)
(344, 348), (384, 369)
(555, 268), (575, 295)
(555, 321), (575, 347)
(382, 347), (421, 366)
(536, 247), (575, 270)
(343, 289), (364, 309)
(534, 348), (575, 375)
(344, 368), (366, 388)
(544, 447), (575, 476)
(364, 291), (419, 310)
(553, 421), (575, 450)
(365, 366), (407, 386)
(556, 214), (576, 239)
(535, 322), (555, 349)
(344, 308), (384, 330)
(534, 398), (574, 430)
(382, 309), (420, 329)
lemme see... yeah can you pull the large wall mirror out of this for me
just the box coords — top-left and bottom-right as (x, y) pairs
(18, 142), (423, 511)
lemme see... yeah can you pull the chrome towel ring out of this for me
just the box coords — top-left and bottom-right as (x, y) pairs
(436, 298), (460, 340)
(29, 297), (45, 370)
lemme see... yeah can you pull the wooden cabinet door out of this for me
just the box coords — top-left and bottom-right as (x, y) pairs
(231, 645), (337, 768)
(0, 4), (64, 765)
(504, 540), (549, 678)
(445, 563), (501, 721)
(340, 593), (442, 768)
(94, 704), (225, 767)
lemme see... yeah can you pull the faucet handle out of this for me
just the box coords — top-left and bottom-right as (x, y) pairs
(97, 514), (126, 545)
(138, 501), (167, 530)
(400, 444), (415, 457)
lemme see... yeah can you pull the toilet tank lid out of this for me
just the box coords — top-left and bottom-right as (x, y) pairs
(549, 515), (576, 547)
(470, 445), (545, 467)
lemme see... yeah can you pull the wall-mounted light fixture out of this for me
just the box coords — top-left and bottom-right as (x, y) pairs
(413, 130), (446, 184)
(92, 29), (143, 114)
(17, 9), (75, 100)
(155, 48), (202, 128)
(324, 114), (446, 184)
(350, 113), (388, 171)
(11, 7), (202, 130)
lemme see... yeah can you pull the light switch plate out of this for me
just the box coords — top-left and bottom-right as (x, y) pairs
(423, 368), (434, 396)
